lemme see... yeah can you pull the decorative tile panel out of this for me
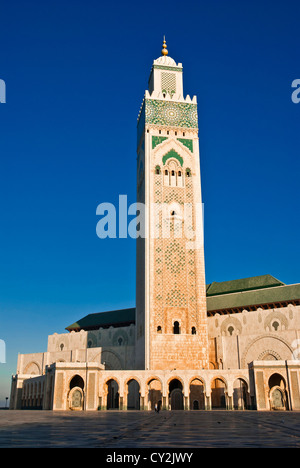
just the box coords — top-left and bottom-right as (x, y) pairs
(161, 72), (176, 96)
(162, 149), (183, 166)
(177, 138), (193, 152)
(145, 99), (198, 128)
(152, 136), (168, 149)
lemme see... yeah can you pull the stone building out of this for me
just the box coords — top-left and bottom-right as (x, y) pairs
(10, 40), (300, 412)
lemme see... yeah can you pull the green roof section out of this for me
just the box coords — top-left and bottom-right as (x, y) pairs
(66, 308), (135, 332)
(206, 274), (284, 297)
(65, 276), (300, 331)
(207, 283), (300, 312)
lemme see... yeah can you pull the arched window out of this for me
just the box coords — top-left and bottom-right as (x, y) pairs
(191, 326), (196, 335)
(186, 168), (191, 177)
(165, 169), (168, 176)
(70, 375), (84, 390)
(157, 326), (162, 334)
(155, 165), (161, 175)
(173, 321), (180, 334)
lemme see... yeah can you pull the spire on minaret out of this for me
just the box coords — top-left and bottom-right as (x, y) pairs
(161, 36), (168, 56)
(147, 37), (183, 98)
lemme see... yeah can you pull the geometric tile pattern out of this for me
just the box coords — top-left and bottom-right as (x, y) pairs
(145, 99), (198, 128)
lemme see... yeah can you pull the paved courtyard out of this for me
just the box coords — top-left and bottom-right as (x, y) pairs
(1, 410), (300, 448)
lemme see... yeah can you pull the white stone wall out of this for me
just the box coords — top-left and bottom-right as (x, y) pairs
(16, 324), (136, 377)
(207, 304), (300, 369)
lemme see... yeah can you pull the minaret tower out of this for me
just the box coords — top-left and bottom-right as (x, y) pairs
(136, 39), (209, 371)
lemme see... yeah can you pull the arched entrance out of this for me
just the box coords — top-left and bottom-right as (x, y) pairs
(106, 379), (119, 410)
(189, 378), (205, 410)
(169, 379), (184, 410)
(69, 374), (84, 410)
(211, 378), (227, 409)
(147, 378), (163, 410)
(268, 373), (288, 410)
(127, 379), (140, 410)
(233, 378), (249, 410)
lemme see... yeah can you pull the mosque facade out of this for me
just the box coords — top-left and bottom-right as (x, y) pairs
(10, 41), (300, 412)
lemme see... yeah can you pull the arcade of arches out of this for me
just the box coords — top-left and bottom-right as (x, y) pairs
(16, 360), (300, 412)
(100, 376), (251, 411)
(36, 362), (296, 412)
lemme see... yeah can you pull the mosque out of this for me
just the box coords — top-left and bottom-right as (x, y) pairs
(10, 40), (300, 412)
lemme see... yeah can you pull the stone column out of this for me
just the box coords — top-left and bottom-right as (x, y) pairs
(163, 395), (168, 411)
(123, 391), (128, 411)
(227, 393), (233, 410)
(140, 395), (145, 411)
(205, 394), (211, 410)
(119, 396), (124, 410)
(144, 390), (150, 410)
(184, 395), (189, 411)
(102, 390), (108, 410)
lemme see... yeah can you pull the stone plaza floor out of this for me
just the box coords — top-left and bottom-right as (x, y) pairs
(0, 410), (300, 448)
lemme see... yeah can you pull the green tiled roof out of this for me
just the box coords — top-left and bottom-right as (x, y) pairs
(206, 283), (300, 312)
(206, 274), (284, 297)
(66, 276), (300, 331)
(66, 308), (135, 332)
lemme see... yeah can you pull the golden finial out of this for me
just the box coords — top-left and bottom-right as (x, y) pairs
(161, 36), (168, 56)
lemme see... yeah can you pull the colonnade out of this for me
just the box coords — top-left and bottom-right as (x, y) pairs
(95, 371), (252, 411)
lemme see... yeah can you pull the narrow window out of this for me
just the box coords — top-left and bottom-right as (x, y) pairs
(178, 171), (181, 177)
(157, 326), (162, 333)
(191, 326), (196, 335)
(173, 321), (180, 334)
(165, 169), (168, 176)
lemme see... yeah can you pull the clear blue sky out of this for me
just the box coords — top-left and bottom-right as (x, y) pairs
(0, 0), (299, 404)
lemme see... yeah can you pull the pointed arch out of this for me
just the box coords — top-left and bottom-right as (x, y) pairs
(162, 149), (183, 167)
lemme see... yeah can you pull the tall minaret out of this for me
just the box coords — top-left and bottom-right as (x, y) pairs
(136, 39), (209, 371)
